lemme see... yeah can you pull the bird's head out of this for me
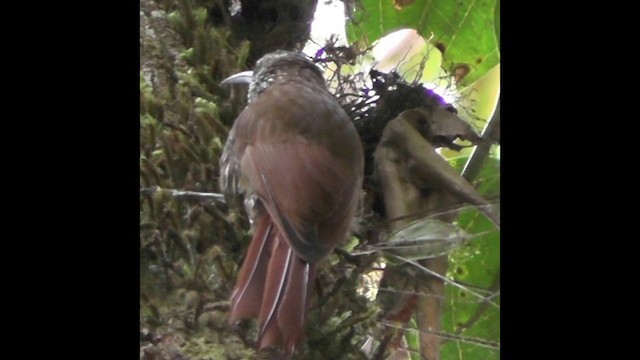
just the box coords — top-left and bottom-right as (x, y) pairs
(222, 50), (326, 102)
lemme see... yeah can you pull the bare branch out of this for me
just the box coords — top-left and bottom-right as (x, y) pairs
(462, 96), (501, 183)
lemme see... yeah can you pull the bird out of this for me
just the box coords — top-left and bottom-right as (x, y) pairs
(219, 50), (364, 356)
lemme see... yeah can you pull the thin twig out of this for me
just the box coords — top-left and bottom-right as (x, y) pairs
(140, 186), (226, 203)
(390, 254), (500, 308)
(455, 269), (500, 333)
(378, 320), (500, 351)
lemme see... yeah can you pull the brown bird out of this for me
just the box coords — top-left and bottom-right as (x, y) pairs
(220, 50), (364, 356)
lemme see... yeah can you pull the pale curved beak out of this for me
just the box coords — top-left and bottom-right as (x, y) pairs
(221, 71), (254, 85)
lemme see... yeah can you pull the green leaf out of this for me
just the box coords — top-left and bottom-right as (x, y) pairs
(347, 0), (499, 85)
(439, 154), (500, 359)
(495, 0), (500, 51)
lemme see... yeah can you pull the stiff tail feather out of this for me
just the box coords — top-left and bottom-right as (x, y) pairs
(229, 214), (316, 355)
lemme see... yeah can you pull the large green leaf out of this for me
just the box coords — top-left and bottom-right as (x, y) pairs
(347, 0), (499, 85)
(495, 0), (500, 51)
(440, 155), (500, 359)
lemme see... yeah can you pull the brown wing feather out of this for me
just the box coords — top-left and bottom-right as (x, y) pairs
(241, 141), (359, 262)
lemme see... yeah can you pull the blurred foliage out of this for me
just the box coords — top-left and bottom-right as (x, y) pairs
(347, 0), (500, 86)
(343, 1), (500, 356)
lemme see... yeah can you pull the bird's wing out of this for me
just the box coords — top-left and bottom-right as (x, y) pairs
(227, 81), (362, 263)
(240, 139), (358, 263)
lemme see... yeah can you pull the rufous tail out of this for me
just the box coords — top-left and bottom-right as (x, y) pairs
(229, 213), (316, 355)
